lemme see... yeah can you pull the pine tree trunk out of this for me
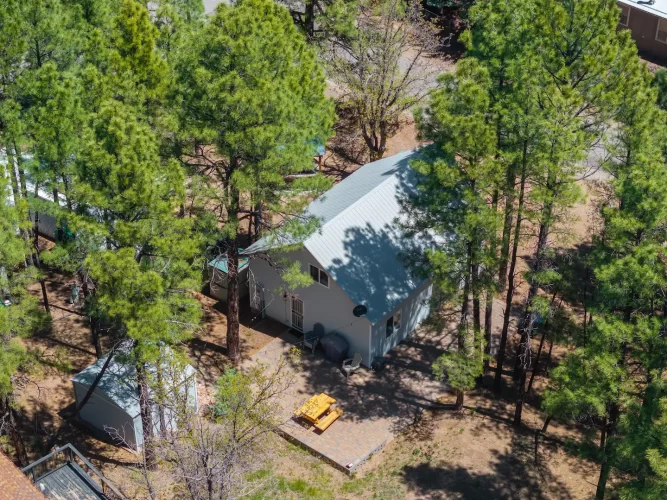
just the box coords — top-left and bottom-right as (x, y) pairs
(137, 362), (157, 470)
(484, 190), (499, 374)
(305, 0), (315, 37)
(254, 203), (262, 240)
(484, 289), (493, 373)
(527, 329), (547, 394)
(472, 263), (481, 334)
(514, 219), (549, 378)
(498, 164), (517, 291)
(494, 142), (528, 392)
(226, 239), (241, 365)
(455, 389), (464, 410)
(596, 460), (611, 500)
(513, 370), (527, 426)
(33, 210), (51, 315)
(545, 338), (555, 374)
(534, 415), (552, 464)
(90, 317), (103, 358)
(1, 395), (28, 467)
(156, 362), (167, 437)
(6, 149), (34, 268)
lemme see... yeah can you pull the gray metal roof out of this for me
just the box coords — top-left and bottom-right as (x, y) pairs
(71, 352), (196, 418)
(246, 149), (438, 324)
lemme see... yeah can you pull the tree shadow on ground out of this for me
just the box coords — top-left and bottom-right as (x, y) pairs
(400, 428), (575, 500)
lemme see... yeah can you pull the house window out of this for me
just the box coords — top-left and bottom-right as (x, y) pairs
(386, 311), (402, 337)
(657, 18), (667, 44)
(619, 4), (630, 27)
(309, 264), (329, 287)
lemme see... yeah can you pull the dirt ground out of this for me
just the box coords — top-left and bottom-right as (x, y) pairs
(241, 391), (598, 500)
(7, 81), (611, 499)
(14, 271), (285, 497)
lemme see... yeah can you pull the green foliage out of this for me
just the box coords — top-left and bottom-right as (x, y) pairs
(652, 69), (667, 111)
(0, 175), (45, 400)
(177, 0), (334, 292)
(432, 330), (485, 393)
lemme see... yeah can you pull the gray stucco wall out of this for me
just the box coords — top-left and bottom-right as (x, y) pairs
(249, 248), (433, 367)
(249, 248), (373, 365)
(370, 281), (432, 362)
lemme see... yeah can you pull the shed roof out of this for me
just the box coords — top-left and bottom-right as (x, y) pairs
(619, 0), (667, 20)
(71, 352), (196, 418)
(245, 149), (438, 324)
(208, 254), (249, 274)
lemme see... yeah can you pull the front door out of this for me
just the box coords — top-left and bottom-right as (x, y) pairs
(291, 296), (304, 332)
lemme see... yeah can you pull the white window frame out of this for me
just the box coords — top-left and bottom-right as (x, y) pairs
(657, 17), (667, 44)
(386, 310), (402, 338)
(309, 263), (330, 288)
(619, 4), (630, 27)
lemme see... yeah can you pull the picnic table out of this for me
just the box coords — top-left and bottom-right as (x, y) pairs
(295, 393), (343, 432)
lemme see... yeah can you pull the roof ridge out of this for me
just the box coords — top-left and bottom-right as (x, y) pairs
(307, 150), (414, 239)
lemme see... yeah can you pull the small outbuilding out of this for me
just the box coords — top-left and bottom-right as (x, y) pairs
(71, 352), (198, 450)
(208, 254), (250, 302)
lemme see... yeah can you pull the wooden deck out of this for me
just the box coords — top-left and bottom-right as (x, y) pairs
(35, 462), (104, 499)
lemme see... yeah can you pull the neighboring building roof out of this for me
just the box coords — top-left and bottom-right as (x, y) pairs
(619, 0), (667, 20)
(208, 254), (249, 274)
(33, 461), (104, 499)
(71, 352), (196, 419)
(0, 451), (45, 500)
(245, 149), (439, 324)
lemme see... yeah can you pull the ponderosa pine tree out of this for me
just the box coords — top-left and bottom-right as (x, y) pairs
(0, 173), (46, 466)
(176, 0), (334, 364)
(31, 0), (205, 469)
(408, 59), (499, 409)
(512, 0), (641, 426)
(542, 56), (667, 498)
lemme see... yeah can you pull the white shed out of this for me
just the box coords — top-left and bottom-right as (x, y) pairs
(71, 353), (198, 450)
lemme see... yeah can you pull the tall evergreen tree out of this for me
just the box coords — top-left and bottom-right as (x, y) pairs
(176, 0), (334, 364)
(0, 171), (45, 466)
(408, 59), (499, 408)
(543, 57), (667, 498)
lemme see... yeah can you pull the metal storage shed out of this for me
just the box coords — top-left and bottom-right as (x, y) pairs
(71, 353), (198, 450)
(208, 253), (250, 302)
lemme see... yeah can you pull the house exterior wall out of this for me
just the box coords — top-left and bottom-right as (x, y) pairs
(248, 248), (373, 365)
(72, 382), (138, 449)
(370, 281), (432, 363)
(619, 3), (667, 62)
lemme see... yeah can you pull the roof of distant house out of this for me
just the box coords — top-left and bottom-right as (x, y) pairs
(619, 0), (667, 21)
(0, 451), (45, 500)
(245, 149), (440, 324)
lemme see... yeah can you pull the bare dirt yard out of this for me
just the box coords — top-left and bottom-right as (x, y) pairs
(7, 84), (612, 498)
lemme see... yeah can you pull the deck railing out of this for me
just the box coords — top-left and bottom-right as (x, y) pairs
(21, 443), (126, 499)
